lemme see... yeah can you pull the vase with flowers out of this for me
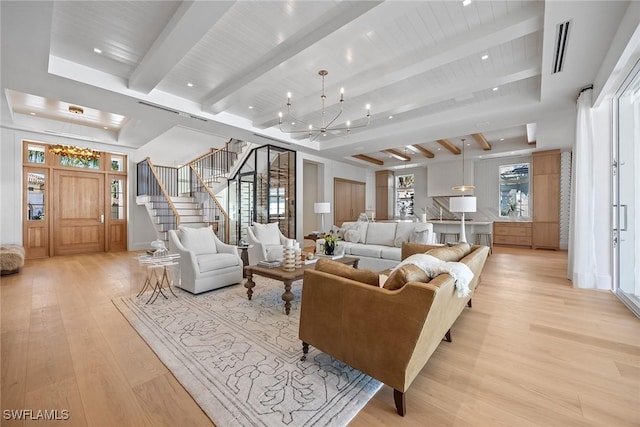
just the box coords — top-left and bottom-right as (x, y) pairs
(323, 231), (339, 255)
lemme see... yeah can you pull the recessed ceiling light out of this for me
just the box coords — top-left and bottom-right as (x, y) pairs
(500, 138), (505, 141)
(492, 87), (499, 91)
(388, 115), (393, 119)
(291, 122), (295, 125)
(481, 54), (489, 60)
(103, 126), (109, 130)
(479, 155), (483, 158)
(463, 0), (472, 6)
(467, 143), (470, 146)
(248, 106), (253, 109)
(30, 112), (36, 116)
(187, 82), (194, 87)
(437, 148), (441, 151)
(93, 48), (102, 54)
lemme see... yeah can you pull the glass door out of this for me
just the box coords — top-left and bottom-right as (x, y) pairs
(238, 172), (255, 244)
(613, 61), (640, 316)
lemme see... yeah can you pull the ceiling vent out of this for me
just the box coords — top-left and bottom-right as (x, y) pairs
(552, 20), (571, 74)
(138, 101), (208, 122)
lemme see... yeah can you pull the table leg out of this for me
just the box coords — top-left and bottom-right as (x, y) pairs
(282, 279), (294, 315)
(245, 270), (255, 300)
(353, 259), (359, 269)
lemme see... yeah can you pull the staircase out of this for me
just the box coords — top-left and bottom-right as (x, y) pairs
(137, 138), (254, 244)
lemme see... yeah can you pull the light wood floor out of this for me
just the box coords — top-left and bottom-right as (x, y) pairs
(1, 248), (638, 426)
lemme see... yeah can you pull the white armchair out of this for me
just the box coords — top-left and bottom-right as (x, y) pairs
(168, 226), (243, 294)
(246, 222), (289, 265)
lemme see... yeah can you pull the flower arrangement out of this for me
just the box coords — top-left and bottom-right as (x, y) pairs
(323, 231), (338, 255)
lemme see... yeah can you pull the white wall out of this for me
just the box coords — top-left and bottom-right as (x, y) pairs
(1, 128), (23, 245)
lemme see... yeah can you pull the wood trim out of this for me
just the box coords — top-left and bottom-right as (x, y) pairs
(412, 144), (435, 158)
(471, 133), (492, 151)
(334, 177), (365, 186)
(437, 139), (461, 155)
(22, 141), (128, 257)
(352, 154), (383, 166)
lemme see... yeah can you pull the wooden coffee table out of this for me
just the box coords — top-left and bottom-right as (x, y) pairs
(244, 256), (359, 315)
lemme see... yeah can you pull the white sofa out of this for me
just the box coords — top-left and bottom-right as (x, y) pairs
(168, 226), (243, 294)
(316, 221), (436, 271)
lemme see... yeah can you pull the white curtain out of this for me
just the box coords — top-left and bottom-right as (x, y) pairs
(567, 89), (598, 288)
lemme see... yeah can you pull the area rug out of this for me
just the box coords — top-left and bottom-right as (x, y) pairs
(113, 278), (381, 426)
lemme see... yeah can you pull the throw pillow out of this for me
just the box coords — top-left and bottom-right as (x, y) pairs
(378, 273), (389, 288)
(180, 226), (217, 255)
(409, 228), (430, 244)
(383, 264), (431, 290)
(426, 242), (472, 262)
(315, 258), (379, 287)
(252, 222), (281, 245)
(344, 229), (359, 243)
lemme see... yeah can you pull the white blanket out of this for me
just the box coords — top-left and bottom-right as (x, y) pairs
(392, 253), (474, 298)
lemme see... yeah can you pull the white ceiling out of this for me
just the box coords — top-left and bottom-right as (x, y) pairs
(0, 1), (631, 167)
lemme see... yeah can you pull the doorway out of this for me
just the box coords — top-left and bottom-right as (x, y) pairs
(53, 169), (105, 256)
(613, 61), (640, 316)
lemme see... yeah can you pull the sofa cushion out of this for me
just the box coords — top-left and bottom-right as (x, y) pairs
(383, 264), (431, 290)
(252, 222), (281, 245)
(365, 222), (397, 246)
(349, 244), (383, 258)
(426, 242), (472, 262)
(344, 229), (360, 243)
(197, 253), (240, 273)
(180, 225), (217, 255)
(315, 258), (379, 286)
(380, 246), (402, 261)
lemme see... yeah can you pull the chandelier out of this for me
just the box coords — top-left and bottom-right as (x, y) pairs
(48, 105), (101, 161)
(278, 70), (371, 141)
(452, 138), (475, 191)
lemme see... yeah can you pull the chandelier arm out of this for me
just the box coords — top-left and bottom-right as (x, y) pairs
(322, 107), (344, 130)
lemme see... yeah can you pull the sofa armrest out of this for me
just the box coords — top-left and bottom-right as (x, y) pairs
(299, 270), (438, 391)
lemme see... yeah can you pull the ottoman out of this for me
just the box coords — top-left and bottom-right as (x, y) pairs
(1, 245), (25, 275)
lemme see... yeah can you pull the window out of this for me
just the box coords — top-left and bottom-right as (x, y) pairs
(396, 174), (414, 217)
(499, 163), (529, 217)
(26, 144), (46, 164)
(27, 172), (46, 220)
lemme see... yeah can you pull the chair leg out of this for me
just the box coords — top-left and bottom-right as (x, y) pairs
(394, 389), (406, 416)
(444, 329), (452, 342)
(300, 342), (309, 361)
(467, 298), (472, 308)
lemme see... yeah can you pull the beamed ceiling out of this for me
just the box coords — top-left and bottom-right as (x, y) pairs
(0, 1), (631, 168)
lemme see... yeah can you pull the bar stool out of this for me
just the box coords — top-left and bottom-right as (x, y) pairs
(439, 232), (460, 244)
(474, 232), (493, 254)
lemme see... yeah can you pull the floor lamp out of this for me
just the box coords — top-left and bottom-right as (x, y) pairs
(449, 196), (476, 243)
(314, 202), (331, 233)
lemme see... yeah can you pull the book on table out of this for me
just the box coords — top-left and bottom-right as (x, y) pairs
(258, 260), (282, 268)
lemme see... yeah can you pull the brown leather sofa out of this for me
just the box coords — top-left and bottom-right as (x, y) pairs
(299, 243), (490, 416)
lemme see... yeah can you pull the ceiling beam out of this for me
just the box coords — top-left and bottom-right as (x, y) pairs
(352, 154), (384, 166)
(128, 1), (234, 94)
(203, 1), (383, 112)
(411, 144), (435, 158)
(383, 149), (411, 161)
(252, 3), (543, 128)
(471, 133), (492, 151)
(437, 139), (461, 155)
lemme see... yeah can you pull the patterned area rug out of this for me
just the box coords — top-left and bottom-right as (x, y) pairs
(113, 278), (381, 427)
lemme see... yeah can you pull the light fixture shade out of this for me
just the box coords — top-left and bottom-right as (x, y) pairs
(449, 196), (476, 213)
(314, 202), (331, 214)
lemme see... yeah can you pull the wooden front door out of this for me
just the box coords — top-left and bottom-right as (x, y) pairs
(53, 170), (105, 255)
